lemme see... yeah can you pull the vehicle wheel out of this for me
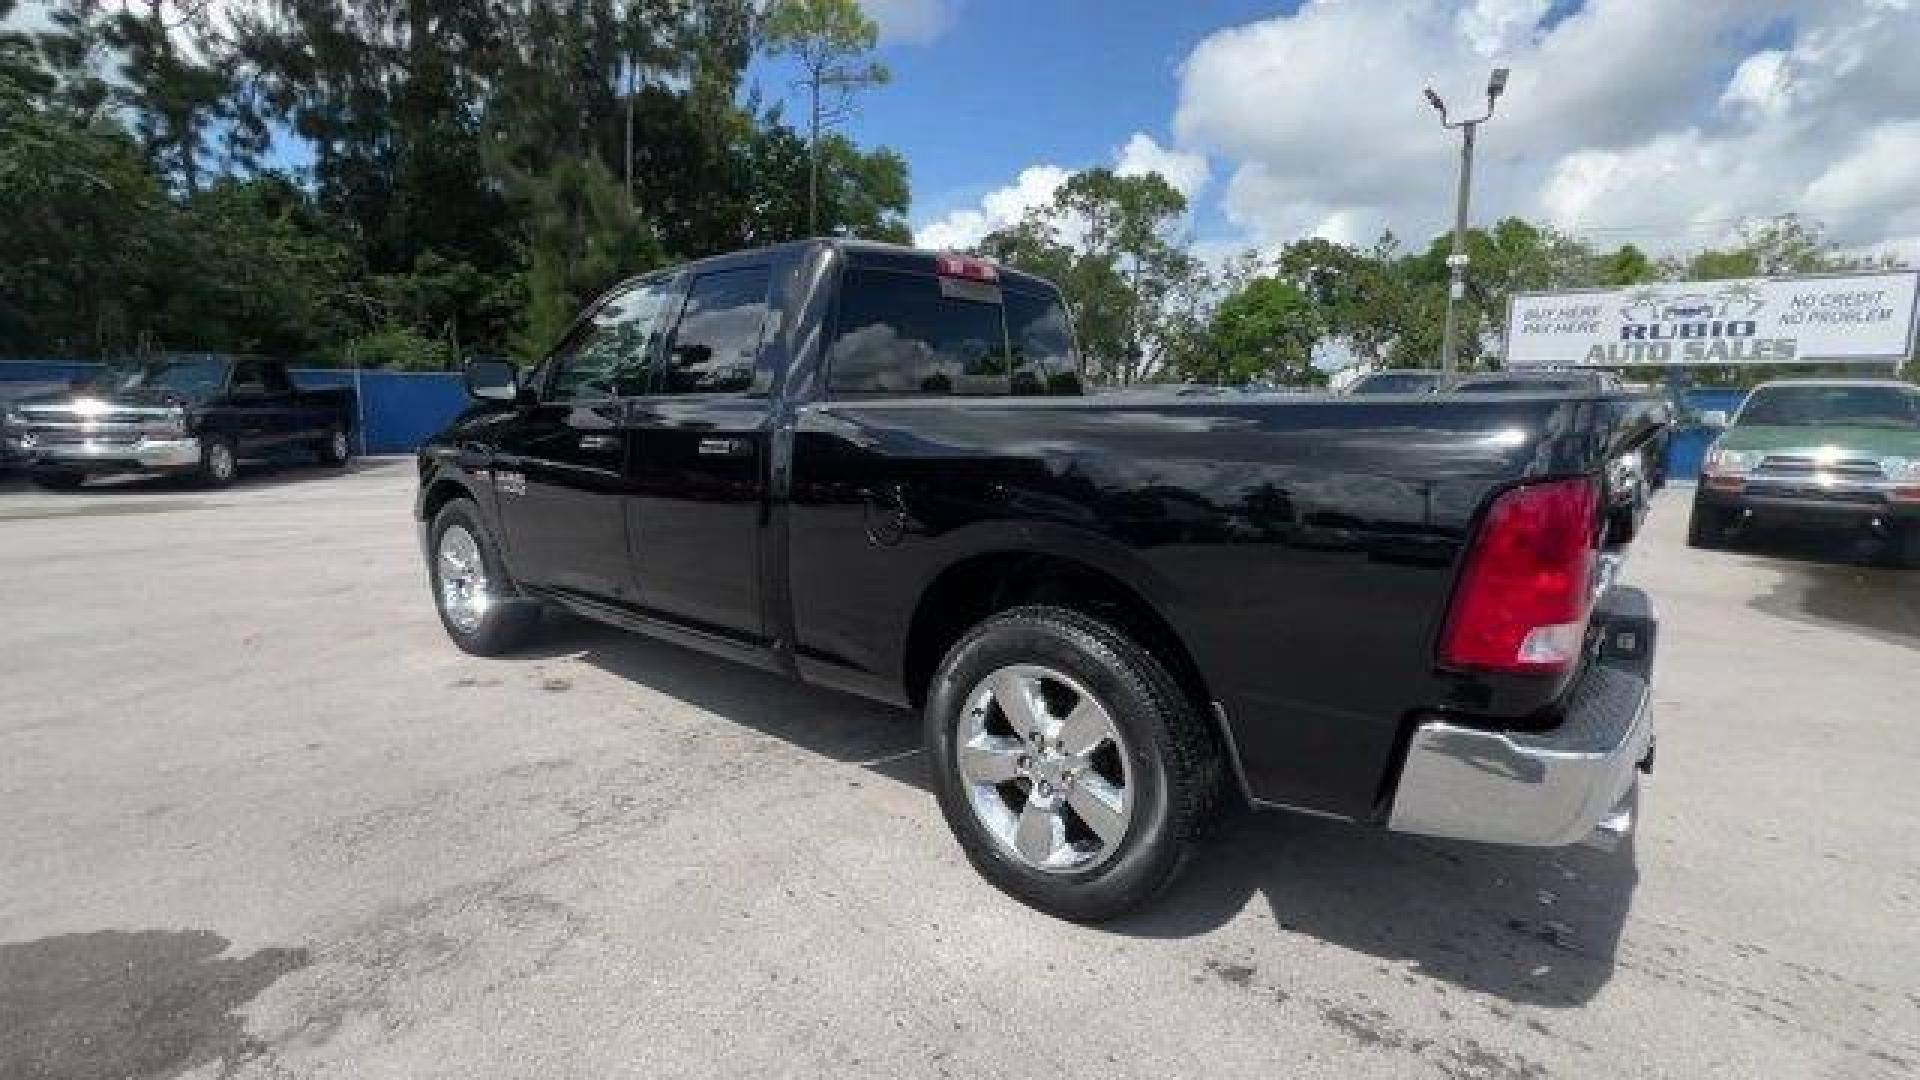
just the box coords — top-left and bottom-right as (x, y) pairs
(429, 499), (542, 656)
(315, 426), (352, 467)
(198, 435), (237, 488)
(1687, 497), (1733, 550)
(1895, 524), (1920, 570)
(29, 470), (86, 491)
(925, 605), (1222, 922)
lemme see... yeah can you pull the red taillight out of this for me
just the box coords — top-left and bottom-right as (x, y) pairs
(935, 253), (999, 283)
(1440, 477), (1601, 674)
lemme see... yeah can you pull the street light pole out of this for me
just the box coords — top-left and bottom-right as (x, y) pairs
(1425, 68), (1508, 388)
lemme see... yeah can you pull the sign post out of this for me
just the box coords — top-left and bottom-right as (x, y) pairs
(1504, 271), (1919, 370)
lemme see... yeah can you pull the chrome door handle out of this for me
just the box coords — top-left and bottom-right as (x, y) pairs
(698, 438), (746, 457)
(578, 434), (618, 451)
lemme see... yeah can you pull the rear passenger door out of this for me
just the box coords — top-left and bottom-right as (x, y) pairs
(227, 358), (288, 453)
(627, 262), (778, 642)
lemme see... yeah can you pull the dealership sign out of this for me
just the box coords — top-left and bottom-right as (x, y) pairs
(1505, 271), (1919, 367)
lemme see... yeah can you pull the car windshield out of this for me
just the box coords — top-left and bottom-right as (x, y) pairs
(1351, 371), (1436, 394)
(87, 359), (230, 401)
(1737, 385), (1920, 430)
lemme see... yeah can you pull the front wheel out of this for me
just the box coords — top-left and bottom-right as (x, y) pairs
(925, 605), (1222, 922)
(1894, 523), (1920, 570)
(1687, 497), (1735, 550)
(29, 470), (86, 491)
(428, 499), (542, 655)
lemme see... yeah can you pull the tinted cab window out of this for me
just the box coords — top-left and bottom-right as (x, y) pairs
(231, 358), (288, 396)
(547, 278), (675, 400)
(826, 263), (1079, 396)
(1007, 290), (1081, 395)
(661, 266), (772, 395)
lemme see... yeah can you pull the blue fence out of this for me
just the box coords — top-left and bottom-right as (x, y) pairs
(1666, 389), (1746, 483)
(0, 360), (468, 455)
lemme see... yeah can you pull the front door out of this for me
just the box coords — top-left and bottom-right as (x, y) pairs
(627, 262), (776, 641)
(493, 277), (674, 602)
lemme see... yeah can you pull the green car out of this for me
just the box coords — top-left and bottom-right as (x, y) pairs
(1691, 379), (1920, 565)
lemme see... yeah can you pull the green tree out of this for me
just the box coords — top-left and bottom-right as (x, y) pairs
(1682, 215), (1870, 280)
(154, 175), (361, 356)
(1596, 243), (1657, 286)
(1189, 276), (1325, 386)
(505, 153), (665, 359)
(983, 168), (1200, 384)
(1277, 234), (1417, 368)
(0, 72), (167, 355)
(762, 0), (888, 235)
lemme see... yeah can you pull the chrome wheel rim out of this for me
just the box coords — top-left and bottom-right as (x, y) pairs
(957, 664), (1134, 873)
(436, 524), (490, 634)
(208, 442), (234, 480)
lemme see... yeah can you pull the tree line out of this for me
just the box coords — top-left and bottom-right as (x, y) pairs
(0, 0), (903, 366)
(972, 170), (1912, 387)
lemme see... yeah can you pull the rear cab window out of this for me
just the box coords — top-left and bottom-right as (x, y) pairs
(825, 255), (1081, 398)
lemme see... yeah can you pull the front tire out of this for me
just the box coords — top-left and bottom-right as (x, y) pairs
(29, 469), (86, 491)
(428, 499), (542, 655)
(1894, 523), (1920, 570)
(925, 606), (1222, 922)
(1687, 496), (1735, 550)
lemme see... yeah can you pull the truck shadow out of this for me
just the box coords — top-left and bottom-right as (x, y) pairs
(1115, 808), (1637, 1009)
(0, 455), (408, 496)
(526, 615), (1635, 1009)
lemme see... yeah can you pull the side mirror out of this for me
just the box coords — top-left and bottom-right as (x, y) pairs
(1698, 410), (1729, 429)
(465, 360), (520, 404)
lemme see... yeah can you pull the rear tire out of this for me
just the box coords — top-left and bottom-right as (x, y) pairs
(29, 470), (86, 491)
(428, 498), (542, 656)
(315, 425), (352, 467)
(925, 605), (1222, 922)
(1687, 496), (1734, 550)
(198, 435), (237, 488)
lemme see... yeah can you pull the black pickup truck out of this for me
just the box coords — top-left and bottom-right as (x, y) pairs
(415, 240), (1664, 920)
(2, 356), (356, 489)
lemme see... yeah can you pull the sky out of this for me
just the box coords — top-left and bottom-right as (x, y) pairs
(750, 0), (1920, 266)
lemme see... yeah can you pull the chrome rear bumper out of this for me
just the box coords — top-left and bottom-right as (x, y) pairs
(1389, 589), (1656, 848)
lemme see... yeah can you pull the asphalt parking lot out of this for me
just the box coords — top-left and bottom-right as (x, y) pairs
(2, 461), (1916, 1080)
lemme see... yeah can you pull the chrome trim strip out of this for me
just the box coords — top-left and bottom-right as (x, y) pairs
(12, 437), (201, 469)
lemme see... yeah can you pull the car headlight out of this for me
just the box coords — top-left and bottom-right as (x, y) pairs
(2, 405), (21, 430)
(1705, 446), (1754, 475)
(1883, 456), (1920, 482)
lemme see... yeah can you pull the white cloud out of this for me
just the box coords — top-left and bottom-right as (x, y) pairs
(1113, 132), (1211, 201)
(860, 0), (958, 46)
(1169, 0), (1920, 259)
(915, 165), (1071, 250)
(914, 131), (1210, 250)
